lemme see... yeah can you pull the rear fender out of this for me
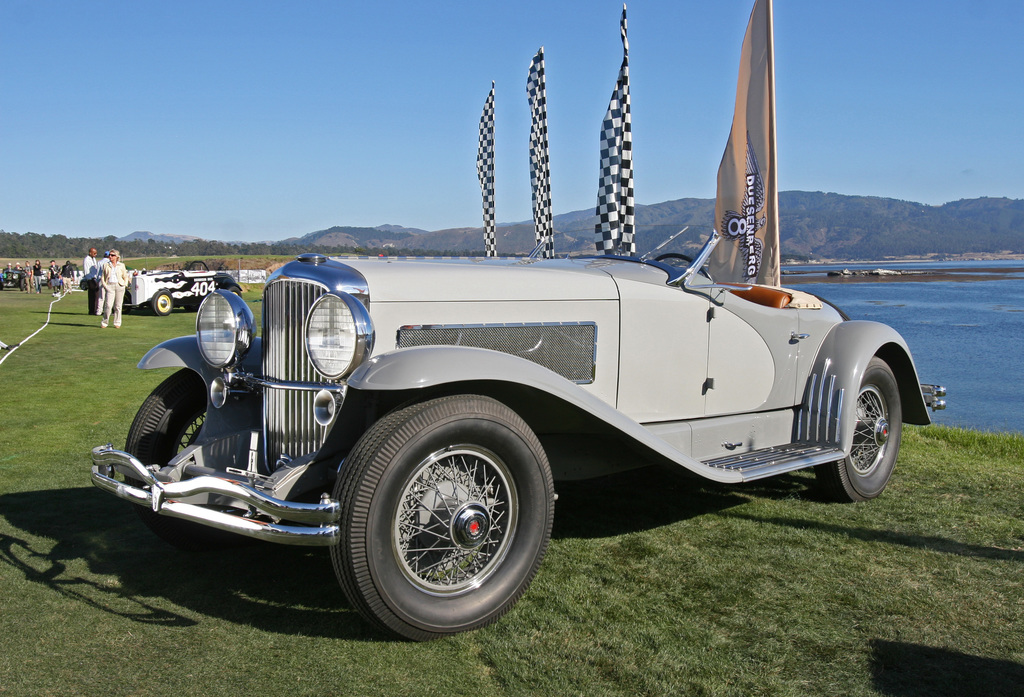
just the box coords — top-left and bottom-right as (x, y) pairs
(800, 321), (929, 453)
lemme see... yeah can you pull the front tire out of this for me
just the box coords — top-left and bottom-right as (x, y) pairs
(124, 369), (241, 549)
(817, 357), (902, 502)
(331, 395), (555, 640)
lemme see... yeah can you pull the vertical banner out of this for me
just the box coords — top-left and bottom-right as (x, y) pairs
(595, 4), (635, 256)
(477, 81), (497, 257)
(527, 47), (554, 258)
(708, 0), (781, 286)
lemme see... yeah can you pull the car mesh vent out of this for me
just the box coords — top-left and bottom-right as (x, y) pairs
(397, 323), (596, 384)
(262, 279), (329, 463)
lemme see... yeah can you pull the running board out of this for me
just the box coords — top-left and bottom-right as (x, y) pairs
(702, 444), (844, 482)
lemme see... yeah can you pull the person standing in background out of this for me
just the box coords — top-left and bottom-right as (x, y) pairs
(96, 251), (110, 312)
(48, 260), (60, 296)
(99, 249), (129, 329)
(82, 247), (99, 314)
(60, 260), (74, 296)
(32, 260), (43, 293)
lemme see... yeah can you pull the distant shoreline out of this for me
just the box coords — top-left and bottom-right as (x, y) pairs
(782, 265), (1024, 285)
(784, 252), (1024, 265)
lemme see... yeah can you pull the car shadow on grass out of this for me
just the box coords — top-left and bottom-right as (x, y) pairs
(551, 464), (812, 540)
(1, 469), (838, 642)
(870, 639), (1024, 696)
(723, 512), (1023, 563)
(0, 487), (382, 641)
(44, 321), (103, 328)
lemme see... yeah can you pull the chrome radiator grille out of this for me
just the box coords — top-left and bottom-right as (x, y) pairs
(397, 322), (597, 384)
(262, 279), (329, 463)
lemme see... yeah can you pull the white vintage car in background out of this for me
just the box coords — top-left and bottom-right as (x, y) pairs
(123, 260), (243, 315)
(91, 233), (945, 640)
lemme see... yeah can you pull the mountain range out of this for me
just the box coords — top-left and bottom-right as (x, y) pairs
(262, 192), (1024, 259)
(118, 230), (204, 245)
(11, 190), (1006, 261)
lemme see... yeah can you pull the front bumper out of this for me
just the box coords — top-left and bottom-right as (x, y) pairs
(90, 445), (340, 546)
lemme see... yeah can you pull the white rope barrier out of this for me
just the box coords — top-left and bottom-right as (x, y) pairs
(0, 288), (74, 367)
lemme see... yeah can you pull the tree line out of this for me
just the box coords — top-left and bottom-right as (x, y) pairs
(0, 230), (473, 261)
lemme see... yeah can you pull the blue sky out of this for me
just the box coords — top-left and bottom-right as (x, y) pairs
(2, 0), (1022, 242)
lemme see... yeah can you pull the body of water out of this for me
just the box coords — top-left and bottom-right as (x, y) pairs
(789, 261), (1024, 434)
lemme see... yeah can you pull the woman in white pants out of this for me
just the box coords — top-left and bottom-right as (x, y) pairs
(100, 249), (129, 329)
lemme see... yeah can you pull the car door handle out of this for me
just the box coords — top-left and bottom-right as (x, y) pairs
(791, 332), (810, 340)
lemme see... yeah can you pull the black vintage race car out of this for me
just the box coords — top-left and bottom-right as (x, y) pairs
(1, 268), (28, 291)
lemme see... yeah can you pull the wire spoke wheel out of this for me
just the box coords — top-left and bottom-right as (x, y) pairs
(175, 412), (206, 453)
(816, 357), (902, 502)
(394, 446), (517, 595)
(849, 385), (889, 475)
(332, 395), (554, 640)
(124, 369), (242, 549)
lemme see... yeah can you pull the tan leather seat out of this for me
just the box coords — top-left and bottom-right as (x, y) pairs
(726, 284), (792, 309)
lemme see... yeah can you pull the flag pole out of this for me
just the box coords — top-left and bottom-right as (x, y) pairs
(708, 0), (781, 286)
(527, 47), (554, 259)
(765, 0), (780, 285)
(595, 4), (634, 256)
(477, 81), (497, 257)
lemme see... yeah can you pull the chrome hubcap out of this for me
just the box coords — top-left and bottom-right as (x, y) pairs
(452, 504), (490, 549)
(393, 446), (517, 595)
(874, 418), (889, 447)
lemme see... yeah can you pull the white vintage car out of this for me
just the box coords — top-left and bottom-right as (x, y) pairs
(91, 233), (945, 640)
(124, 260), (243, 315)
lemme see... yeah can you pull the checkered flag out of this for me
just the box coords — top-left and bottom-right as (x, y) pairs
(478, 82), (497, 257)
(527, 47), (554, 259)
(595, 4), (635, 256)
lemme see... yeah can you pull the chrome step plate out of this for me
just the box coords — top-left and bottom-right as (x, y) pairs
(703, 443), (844, 482)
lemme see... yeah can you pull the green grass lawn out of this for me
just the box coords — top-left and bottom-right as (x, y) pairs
(1, 288), (1021, 696)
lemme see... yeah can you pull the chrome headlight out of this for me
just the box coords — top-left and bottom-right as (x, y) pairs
(196, 290), (255, 368)
(304, 292), (374, 380)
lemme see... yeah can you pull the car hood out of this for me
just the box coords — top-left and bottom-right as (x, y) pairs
(339, 257), (622, 303)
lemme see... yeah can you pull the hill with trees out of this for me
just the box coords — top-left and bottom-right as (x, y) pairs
(2, 192), (1022, 261)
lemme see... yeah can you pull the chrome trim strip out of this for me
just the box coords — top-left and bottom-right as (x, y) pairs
(815, 358), (831, 442)
(832, 388), (845, 443)
(238, 375), (346, 392)
(799, 358), (846, 447)
(399, 321), (596, 331)
(800, 373), (817, 441)
(825, 374), (837, 443)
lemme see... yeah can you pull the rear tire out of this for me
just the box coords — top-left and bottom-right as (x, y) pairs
(817, 357), (902, 502)
(124, 369), (242, 550)
(331, 395), (555, 640)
